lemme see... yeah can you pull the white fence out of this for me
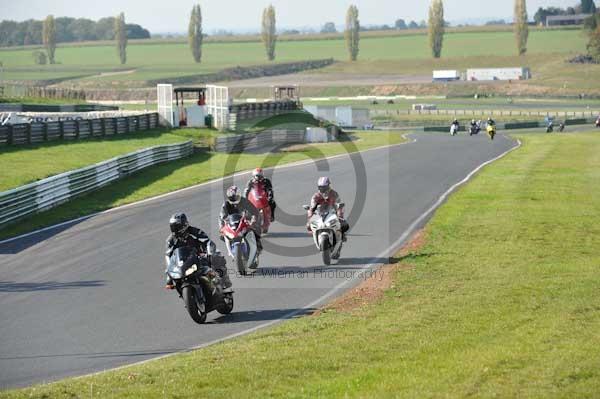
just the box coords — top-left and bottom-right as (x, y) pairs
(0, 141), (193, 227)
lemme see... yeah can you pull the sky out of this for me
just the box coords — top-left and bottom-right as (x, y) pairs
(2, 0), (579, 33)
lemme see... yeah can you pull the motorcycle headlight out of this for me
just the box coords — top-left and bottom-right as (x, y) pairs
(311, 222), (319, 229)
(169, 267), (182, 279)
(325, 220), (337, 227)
(185, 264), (198, 277)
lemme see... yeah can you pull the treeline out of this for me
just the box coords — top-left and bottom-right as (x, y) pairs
(0, 17), (150, 47)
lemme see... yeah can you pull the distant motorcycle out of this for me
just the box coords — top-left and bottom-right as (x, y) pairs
(469, 124), (480, 136)
(559, 122), (565, 132)
(546, 122), (554, 133)
(246, 183), (271, 234)
(595, 118), (600, 128)
(220, 213), (259, 275)
(450, 124), (459, 136)
(486, 124), (496, 140)
(166, 246), (234, 324)
(303, 203), (345, 265)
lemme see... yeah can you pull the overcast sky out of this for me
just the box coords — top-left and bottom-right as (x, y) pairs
(3, 0), (580, 33)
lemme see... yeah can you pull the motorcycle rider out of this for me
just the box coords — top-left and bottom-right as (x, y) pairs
(244, 167), (276, 222)
(451, 118), (460, 132)
(307, 177), (349, 242)
(165, 213), (232, 292)
(219, 185), (263, 254)
(487, 117), (496, 127)
(470, 119), (478, 134)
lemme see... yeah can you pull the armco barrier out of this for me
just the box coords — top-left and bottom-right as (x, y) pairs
(0, 140), (193, 228)
(0, 113), (159, 147)
(213, 130), (306, 153)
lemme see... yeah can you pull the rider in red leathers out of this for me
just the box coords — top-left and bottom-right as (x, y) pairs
(306, 177), (349, 241)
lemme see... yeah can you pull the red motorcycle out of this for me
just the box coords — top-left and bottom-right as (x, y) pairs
(220, 213), (259, 276)
(246, 183), (271, 234)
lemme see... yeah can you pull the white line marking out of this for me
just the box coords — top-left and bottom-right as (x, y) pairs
(0, 136), (416, 245)
(46, 135), (521, 385)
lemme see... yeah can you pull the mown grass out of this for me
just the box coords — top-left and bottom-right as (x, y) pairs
(0, 131), (404, 240)
(0, 29), (586, 86)
(0, 129), (194, 192)
(3, 132), (599, 398)
(235, 110), (322, 132)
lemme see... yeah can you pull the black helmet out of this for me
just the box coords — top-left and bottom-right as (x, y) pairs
(169, 213), (189, 236)
(226, 186), (241, 205)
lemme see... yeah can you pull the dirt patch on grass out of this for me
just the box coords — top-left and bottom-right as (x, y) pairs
(315, 229), (426, 315)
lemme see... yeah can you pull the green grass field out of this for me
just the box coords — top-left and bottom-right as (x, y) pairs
(0, 130), (195, 192)
(0, 131), (404, 240)
(3, 132), (599, 398)
(0, 29), (589, 88)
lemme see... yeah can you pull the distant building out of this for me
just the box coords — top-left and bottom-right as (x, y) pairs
(546, 14), (592, 27)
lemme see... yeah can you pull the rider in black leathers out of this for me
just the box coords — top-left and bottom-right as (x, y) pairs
(165, 213), (232, 292)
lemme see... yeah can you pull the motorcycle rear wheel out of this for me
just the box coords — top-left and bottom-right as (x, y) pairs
(182, 286), (207, 324)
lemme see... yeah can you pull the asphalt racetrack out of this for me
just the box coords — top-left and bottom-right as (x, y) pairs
(0, 132), (517, 388)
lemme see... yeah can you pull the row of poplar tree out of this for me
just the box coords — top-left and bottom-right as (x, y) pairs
(188, 1), (532, 64)
(38, 0), (592, 66)
(40, 13), (128, 65)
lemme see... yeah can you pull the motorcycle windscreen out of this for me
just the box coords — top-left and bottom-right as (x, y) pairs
(227, 213), (243, 229)
(168, 246), (196, 277)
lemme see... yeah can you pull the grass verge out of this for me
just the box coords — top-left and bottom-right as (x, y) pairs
(3, 131), (599, 397)
(0, 129), (196, 192)
(0, 131), (404, 240)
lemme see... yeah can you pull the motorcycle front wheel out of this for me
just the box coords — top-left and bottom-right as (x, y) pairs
(236, 247), (247, 276)
(182, 286), (207, 324)
(217, 293), (234, 315)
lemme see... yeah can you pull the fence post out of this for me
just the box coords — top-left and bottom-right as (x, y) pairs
(101, 118), (106, 136)
(26, 123), (31, 144)
(146, 114), (150, 130)
(59, 121), (64, 140)
(113, 117), (118, 134)
(126, 117), (131, 133)
(43, 122), (48, 141)
(7, 124), (13, 145)
(75, 119), (80, 139)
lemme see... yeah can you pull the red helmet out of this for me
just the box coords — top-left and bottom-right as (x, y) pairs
(252, 168), (264, 181)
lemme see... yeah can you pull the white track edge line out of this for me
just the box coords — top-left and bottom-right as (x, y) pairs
(53, 135), (521, 386)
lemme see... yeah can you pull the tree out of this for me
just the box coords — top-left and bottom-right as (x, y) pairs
(428, 0), (444, 58)
(582, 0), (597, 14)
(514, 0), (529, 56)
(345, 5), (360, 61)
(395, 19), (407, 29)
(261, 5), (276, 61)
(188, 4), (203, 63)
(408, 20), (419, 29)
(321, 22), (337, 33)
(588, 26), (600, 61)
(32, 50), (47, 65)
(114, 12), (127, 64)
(42, 15), (56, 64)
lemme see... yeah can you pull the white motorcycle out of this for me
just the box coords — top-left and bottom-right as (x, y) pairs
(450, 123), (459, 136)
(303, 203), (345, 265)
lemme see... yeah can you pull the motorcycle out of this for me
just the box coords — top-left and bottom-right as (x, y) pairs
(486, 124), (496, 140)
(546, 122), (554, 133)
(559, 123), (565, 132)
(469, 124), (479, 136)
(220, 213), (259, 275)
(166, 246), (234, 324)
(450, 124), (459, 136)
(303, 203), (344, 265)
(595, 118), (600, 128)
(246, 183), (272, 234)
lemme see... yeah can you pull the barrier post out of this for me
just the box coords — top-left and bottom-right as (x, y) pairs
(7, 124), (13, 145)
